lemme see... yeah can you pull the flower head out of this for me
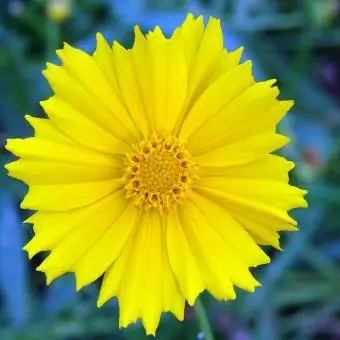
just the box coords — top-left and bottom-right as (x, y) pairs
(46, 0), (71, 23)
(5, 14), (307, 335)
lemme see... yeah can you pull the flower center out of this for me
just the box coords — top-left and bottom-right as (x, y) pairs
(124, 134), (197, 211)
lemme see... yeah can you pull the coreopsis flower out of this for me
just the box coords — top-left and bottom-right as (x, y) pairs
(46, 0), (71, 23)
(5, 14), (307, 335)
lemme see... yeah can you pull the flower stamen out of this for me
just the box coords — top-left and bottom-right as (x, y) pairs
(124, 134), (198, 211)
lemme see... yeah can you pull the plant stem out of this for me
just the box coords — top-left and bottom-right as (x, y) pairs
(193, 298), (215, 340)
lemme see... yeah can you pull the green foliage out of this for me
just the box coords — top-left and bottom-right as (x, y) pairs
(1, 0), (340, 339)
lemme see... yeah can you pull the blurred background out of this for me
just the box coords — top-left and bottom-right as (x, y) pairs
(0, 0), (340, 339)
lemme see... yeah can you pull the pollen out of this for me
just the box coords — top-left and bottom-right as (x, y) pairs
(124, 134), (198, 210)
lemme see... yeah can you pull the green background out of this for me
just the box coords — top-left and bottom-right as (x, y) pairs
(1, 0), (340, 339)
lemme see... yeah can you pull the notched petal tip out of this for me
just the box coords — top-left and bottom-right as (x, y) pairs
(4, 139), (12, 153)
(22, 243), (35, 260)
(184, 12), (194, 21)
(207, 16), (221, 25)
(275, 242), (283, 251)
(36, 263), (52, 284)
(290, 187), (308, 209)
(4, 138), (24, 157)
(45, 61), (56, 69)
(39, 99), (49, 110)
(287, 160), (296, 172)
(19, 199), (29, 210)
(112, 40), (125, 52)
(301, 188), (308, 197)
(175, 311), (185, 322)
(240, 59), (253, 75)
(133, 25), (146, 45)
(144, 328), (157, 337)
(119, 313), (140, 332)
(56, 48), (67, 62)
(45, 275), (54, 286)
(186, 292), (202, 307)
(301, 193), (309, 208)
(42, 62), (59, 77)
(36, 262), (59, 285)
(230, 46), (244, 62)
(268, 78), (278, 86)
(197, 14), (204, 22)
(146, 25), (166, 40)
(24, 114), (35, 124)
(283, 99), (294, 112)
(23, 214), (35, 224)
(278, 134), (291, 146)
(133, 24), (143, 35)
(289, 226), (300, 232)
(251, 253), (271, 268)
(95, 32), (105, 42)
(225, 289), (237, 301)
(96, 299), (104, 308)
(62, 41), (72, 49)
(75, 275), (85, 292)
(3, 161), (10, 173)
(74, 270), (97, 292)
(236, 46), (244, 54)
(36, 261), (46, 273)
(97, 290), (110, 308)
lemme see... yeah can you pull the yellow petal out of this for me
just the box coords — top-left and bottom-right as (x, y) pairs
(197, 177), (307, 211)
(6, 137), (116, 168)
(112, 41), (150, 136)
(41, 97), (130, 154)
(131, 26), (154, 131)
(24, 211), (63, 233)
(187, 82), (291, 154)
(97, 227), (136, 307)
(24, 115), (78, 147)
(164, 37), (187, 133)
(161, 215), (185, 320)
(118, 210), (162, 335)
(233, 213), (283, 250)
(166, 208), (205, 305)
(6, 132), (122, 185)
(194, 186), (301, 250)
(145, 27), (187, 133)
(171, 14), (204, 78)
(139, 210), (164, 335)
(179, 201), (259, 295)
(93, 33), (122, 100)
(24, 213), (65, 258)
(43, 63), (136, 144)
(56, 43), (140, 139)
(199, 155), (294, 182)
(35, 191), (126, 283)
(21, 179), (123, 211)
(208, 47), (244, 84)
(193, 130), (289, 166)
(5, 159), (121, 185)
(74, 203), (138, 290)
(100, 206), (185, 328)
(174, 17), (224, 132)
(188, 191), (270, 267)
(180, 61), (254, 141)
(183, 17), (223, 109)
(146, 27), (168, 133)
(195, 185), (298, 226)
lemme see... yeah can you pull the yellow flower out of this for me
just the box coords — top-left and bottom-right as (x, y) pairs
(46, 0), (71, 23)
(5, 14), (307, 335)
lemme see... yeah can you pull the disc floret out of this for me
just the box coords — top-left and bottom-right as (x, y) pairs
(124, 134), (198, 210)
